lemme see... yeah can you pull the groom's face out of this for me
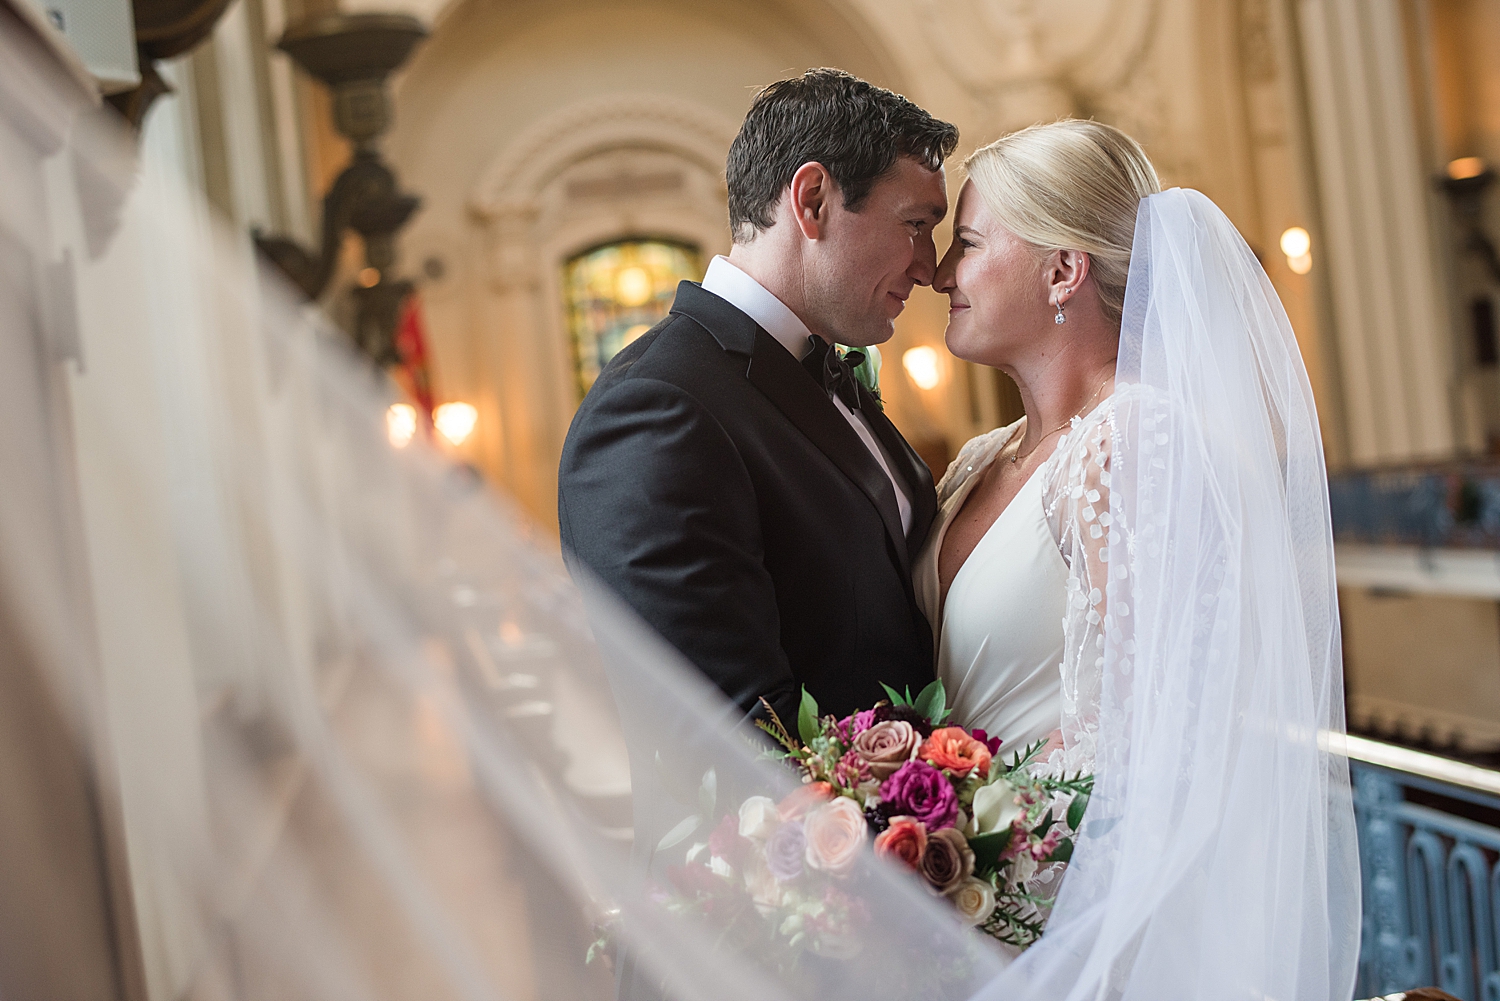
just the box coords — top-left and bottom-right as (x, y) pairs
(804, 157), (948, 347)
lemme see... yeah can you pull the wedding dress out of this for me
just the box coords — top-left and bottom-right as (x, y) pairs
(913, 420), (1068, 753)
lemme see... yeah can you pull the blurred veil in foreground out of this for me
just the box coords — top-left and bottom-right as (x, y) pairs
(0, 11), (1003, 1001)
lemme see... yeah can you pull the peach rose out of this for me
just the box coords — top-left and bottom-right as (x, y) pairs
(778, 781), (834, 821)
(852, 721), (920, 780)
(873, 816), (927, 870)
(803, 797), (868, 875)
(919, 726), (992, 779)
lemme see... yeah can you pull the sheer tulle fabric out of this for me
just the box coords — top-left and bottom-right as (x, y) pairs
(1, 20), (1006, 1001)
(980, 188), (1360, 1000)
(4, 16), (1356, 995)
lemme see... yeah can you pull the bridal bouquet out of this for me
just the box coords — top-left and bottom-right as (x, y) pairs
(649, 682), (1091, 963)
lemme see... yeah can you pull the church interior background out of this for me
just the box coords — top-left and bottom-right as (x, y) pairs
(5, 0), (1500, 997)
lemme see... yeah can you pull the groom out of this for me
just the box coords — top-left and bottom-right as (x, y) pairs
(559, 68), (955, 727)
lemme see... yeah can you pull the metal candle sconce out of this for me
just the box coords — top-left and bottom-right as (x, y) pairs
(254, 13), (426, 366)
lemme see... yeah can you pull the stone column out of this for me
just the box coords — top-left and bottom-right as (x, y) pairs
(1295, 0), (1458, 464)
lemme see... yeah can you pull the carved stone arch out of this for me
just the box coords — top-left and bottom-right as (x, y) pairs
(462, 94), (739, 525)
(468, 93), (740, 219)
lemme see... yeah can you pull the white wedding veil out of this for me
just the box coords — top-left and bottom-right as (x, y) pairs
(1, 14), (1002, 1001)
(981, 188), (1361, 1000)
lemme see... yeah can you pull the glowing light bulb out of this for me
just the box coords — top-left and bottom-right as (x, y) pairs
(1279, 227), (1312, 275)
(615, 267), (653, 307)
(902, 345), (942, 391)
(386, 403), (417, 448)
(1449, 157), (1485, 180)
(1279, 227), (1311, 259)
(434, 402), (478, 447)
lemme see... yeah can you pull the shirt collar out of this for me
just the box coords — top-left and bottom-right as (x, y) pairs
(700, 255), (815, 361)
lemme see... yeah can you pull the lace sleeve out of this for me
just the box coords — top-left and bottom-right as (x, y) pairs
(1039, 387), (1162, 774)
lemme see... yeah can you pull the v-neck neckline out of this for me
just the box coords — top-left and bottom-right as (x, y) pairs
(934, 433), (1046, 621)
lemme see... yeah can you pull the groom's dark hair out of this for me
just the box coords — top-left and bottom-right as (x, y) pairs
(726, 68), (958, 243)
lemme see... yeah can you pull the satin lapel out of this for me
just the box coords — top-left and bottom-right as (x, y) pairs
(859, 389), (938, 556)
(746, 334), (911, 577)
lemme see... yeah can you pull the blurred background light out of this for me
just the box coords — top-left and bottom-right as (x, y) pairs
(1449, 156), (1486, 180)
(433, 401), (477, 447)
(902, 345), (941, 390)
(615, 267), (653, 307)
(1280, 227), (1313, 275)
(386, 403), (417, 448)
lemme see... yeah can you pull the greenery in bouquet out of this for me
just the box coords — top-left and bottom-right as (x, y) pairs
(639, 680), (1092, 968)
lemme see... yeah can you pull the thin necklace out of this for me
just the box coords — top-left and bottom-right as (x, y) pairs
(1008, 373), (1112, 465)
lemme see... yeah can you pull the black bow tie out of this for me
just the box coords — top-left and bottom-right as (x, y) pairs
(802, 336), (866, 412)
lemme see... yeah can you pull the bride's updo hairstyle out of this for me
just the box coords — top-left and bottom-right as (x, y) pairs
(964, 119), (1161, 327)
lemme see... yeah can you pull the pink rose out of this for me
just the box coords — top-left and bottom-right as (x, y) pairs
(803, 797), (868, 875)
(852, 720), (920, 780)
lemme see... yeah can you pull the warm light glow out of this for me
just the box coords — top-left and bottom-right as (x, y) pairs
(622, 323), (651, 346)
(1279, 227), (1311, 259)
(615, 267), (653, 307)
(1279, 227), (1312, 274)
(358, 266), (381, 288)
(386, 403), (417, 448)
(434, 402), (478, 447)
(902, 345), (942, 390)
(1449, 156), (1486, 180)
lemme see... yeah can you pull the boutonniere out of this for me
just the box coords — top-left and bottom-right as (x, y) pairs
(837, 344), (884, 410)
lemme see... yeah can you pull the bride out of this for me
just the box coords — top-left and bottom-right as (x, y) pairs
(917, 120), (1362, 998)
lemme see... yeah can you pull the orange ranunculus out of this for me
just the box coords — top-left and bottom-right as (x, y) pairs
(919, 726), (992, 779)
(873, 816), (927, 870)
(778, 781), (834, 821)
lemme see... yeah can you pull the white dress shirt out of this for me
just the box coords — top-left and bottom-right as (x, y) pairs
(700, 255), (912, 535)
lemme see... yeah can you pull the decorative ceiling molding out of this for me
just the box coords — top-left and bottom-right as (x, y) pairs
(912, 0), (1157, 129)
(468, 93), (739, 221)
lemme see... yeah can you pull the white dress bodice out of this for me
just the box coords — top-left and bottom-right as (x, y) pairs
(913, 422), (1069, 754)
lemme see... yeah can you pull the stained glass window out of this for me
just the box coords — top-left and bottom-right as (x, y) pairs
(563, 240), (702, 397)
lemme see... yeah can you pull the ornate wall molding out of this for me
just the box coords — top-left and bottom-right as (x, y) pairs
(912, 0), (1158, 130)
(467, 93), (738, 220)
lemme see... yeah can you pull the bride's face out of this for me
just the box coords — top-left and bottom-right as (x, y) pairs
(934, 181), (1052, 368)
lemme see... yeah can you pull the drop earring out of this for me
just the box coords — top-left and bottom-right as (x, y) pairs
(1054, 288), (1070, 325)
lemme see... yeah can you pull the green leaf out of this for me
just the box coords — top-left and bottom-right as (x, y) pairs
(1048, 837), (1074, 864)
(796, 687), (821, 746)
(657, 814), (701, 852)
(880, 682), (907, 706)
(1034, 813), (1058, 839)
(913, 679), (947, 723)
(968, 828), (1013, 875)
(697, 768), (717, 819)
(1067, 791), (1090, 831)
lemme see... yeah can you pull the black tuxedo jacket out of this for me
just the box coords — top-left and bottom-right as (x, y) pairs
(558, 280), (937, 725)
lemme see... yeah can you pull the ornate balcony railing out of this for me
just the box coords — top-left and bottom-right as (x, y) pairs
(1330, 465), (1500, 550)
(1352, 736), (1500, 999)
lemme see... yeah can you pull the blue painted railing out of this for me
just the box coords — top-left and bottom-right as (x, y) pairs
(1354, 755), (1500, 999)
(1330, 465), (1500, 548)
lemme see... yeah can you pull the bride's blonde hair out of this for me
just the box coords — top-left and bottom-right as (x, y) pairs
(964, 119), (1161, 326)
